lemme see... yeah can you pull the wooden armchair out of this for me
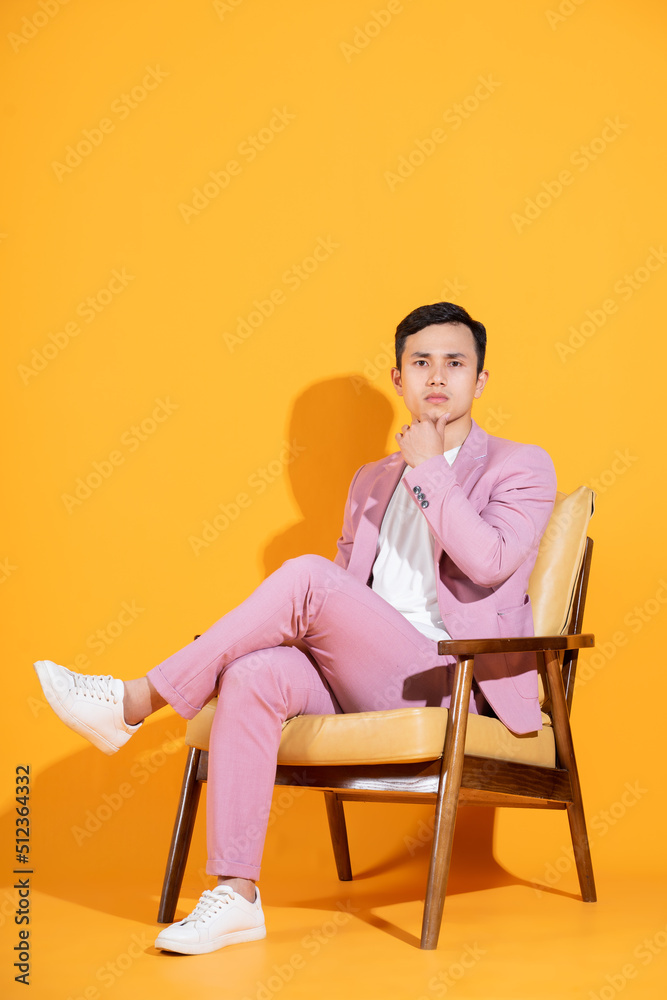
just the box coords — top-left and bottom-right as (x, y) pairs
(158, 486), (596, 949)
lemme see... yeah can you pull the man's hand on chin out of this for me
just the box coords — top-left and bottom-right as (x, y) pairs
(396, 413), (449, 468)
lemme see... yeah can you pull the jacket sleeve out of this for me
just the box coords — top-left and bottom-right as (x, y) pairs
(402, 446), (556, 589)
(333, 465), (364, 570)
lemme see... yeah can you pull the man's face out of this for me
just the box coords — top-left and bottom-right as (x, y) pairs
(391, 322), (488, 429)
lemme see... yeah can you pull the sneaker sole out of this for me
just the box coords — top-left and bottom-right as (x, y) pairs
(155, 923), (266, 955)
(33, 660), (120, 756)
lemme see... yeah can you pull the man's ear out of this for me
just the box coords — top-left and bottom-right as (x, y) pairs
(474, 369), (489, 399)
(391, 367), (403, 396)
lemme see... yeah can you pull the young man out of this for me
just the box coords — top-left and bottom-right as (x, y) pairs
(34, 302), (556, 955)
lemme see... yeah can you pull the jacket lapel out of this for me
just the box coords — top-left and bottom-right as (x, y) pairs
(347, 451), (405, 581)
(451, 419), (488, 488)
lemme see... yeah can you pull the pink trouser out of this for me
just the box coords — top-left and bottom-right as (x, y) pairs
(148, 554), (487, 881)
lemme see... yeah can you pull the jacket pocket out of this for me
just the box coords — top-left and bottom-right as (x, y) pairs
(497, 595), (537, 699)
(496, 594), (532, 638)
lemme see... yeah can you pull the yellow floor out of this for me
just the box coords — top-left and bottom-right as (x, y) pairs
(3, 776), (667, 1000)
(4, 869), (667, 1000)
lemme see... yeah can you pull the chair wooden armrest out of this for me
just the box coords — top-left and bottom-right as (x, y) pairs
(437, 633), (595, 656)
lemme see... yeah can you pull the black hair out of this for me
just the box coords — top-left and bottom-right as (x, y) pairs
(395, 302), (487, 375)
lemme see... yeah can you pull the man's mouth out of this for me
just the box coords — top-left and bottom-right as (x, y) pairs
(425, 394), (449, 403)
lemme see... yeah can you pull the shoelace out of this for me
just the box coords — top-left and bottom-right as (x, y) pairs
(182, 887), (235, 925)
(73, 673), (118, 703)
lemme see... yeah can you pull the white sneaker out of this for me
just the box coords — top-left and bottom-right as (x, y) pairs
(155, 885), (266, 955)
(33, 660), (141, 755)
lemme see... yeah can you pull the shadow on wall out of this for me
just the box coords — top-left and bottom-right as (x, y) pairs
(263, 375), (395, 573)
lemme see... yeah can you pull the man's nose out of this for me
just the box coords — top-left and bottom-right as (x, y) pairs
(428, 366), (447, 383)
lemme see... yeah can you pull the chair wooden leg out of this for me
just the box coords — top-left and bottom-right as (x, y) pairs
(157, 747), (204, 923)
(421, 656), (474, 950)
(545, 651), (597, 902)
(324, 791), (353, 881)
(565, 802), (597, 901)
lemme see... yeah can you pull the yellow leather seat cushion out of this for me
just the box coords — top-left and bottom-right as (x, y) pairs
(186, 700), (555, 769)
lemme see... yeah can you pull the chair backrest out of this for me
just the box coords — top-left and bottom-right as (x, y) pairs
(527, 486), (595, 708)
(529, 487), (595, 635)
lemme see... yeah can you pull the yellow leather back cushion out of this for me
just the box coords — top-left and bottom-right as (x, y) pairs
(529, 486), (595, 636)
(529, 486), (594, 707)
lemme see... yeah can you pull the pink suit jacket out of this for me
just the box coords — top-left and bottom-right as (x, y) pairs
(334, 420), (557, 734)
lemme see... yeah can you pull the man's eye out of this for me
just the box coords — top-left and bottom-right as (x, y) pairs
(449, 361), (461, 367)
(415, 359), (427, 366)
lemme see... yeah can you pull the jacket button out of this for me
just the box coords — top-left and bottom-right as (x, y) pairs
(413, 485), (422, 494)
(421, 500), (429, 509)
(418, 492), (426, 501)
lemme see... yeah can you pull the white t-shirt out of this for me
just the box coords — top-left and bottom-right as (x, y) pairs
(371, 445), (461, 641)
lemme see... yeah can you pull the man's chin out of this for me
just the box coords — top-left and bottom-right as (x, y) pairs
(420, 406), (456, 421)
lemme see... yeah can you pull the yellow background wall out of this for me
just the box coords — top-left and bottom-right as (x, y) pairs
(2, 0), (666, 992)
